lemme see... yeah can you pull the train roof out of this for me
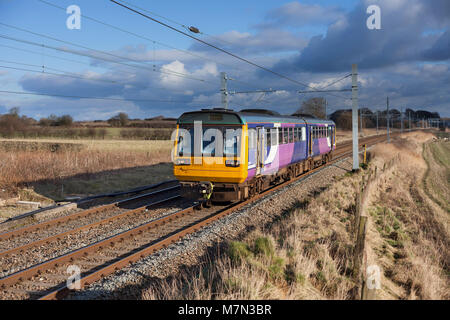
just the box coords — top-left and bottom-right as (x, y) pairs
(177, 108), (335, 125)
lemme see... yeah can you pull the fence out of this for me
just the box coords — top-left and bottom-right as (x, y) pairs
(352, 155), (399, 299)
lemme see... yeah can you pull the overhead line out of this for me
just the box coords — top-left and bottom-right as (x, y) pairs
(110, 1), (340, 93)
(111, 0), (351, 101)
(0, 90), (195, 104)
(0, 64), (124, 84)
(36, 0), (238, 72)
(0, 23), (210, 83)
(0, 32), (209, 83)
(319, 73), (352, 90)
(118, 0), (238, 48)
(0, 43), (91, 67)
(0, 45), (206, 94)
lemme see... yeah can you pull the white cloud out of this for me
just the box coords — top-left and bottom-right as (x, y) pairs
(160, 60), (188, 85)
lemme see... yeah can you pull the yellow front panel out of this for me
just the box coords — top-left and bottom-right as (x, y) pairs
(173, 125), (249, 184)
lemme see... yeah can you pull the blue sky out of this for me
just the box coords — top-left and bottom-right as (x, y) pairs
(0, 0), (449, 120)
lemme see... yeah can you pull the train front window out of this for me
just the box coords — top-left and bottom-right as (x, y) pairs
(177, 125), (242, 157)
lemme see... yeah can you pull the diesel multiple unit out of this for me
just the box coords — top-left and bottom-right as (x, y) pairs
(173, 108), (336, 202)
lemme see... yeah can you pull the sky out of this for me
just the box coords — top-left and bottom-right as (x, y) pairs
(0, 0), (449, 120)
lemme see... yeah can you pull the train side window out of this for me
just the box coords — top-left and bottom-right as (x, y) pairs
(283, 128), (288, 144)
(289, 127), (294, 143)
(278, 128), (283, 145)
(271, 128), (278, 146)
(294, 127), (298, 142)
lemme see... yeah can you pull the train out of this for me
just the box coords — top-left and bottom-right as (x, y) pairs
(173, 108), (336, 202)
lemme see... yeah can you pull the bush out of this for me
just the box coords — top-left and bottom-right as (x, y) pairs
(252, 237), (274, 257)
(228, 241), (252, 263)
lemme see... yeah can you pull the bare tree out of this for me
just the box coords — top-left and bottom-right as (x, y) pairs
(294, 97), (326, 119)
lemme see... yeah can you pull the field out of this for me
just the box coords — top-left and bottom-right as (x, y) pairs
(0, 138), (174, 217)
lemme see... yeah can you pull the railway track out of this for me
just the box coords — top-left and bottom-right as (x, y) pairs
(0, 133), (392, 300)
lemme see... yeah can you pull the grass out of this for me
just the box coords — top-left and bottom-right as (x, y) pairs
(0, 139), (173, 202)
(422, 139), (450, 212)
(364, 131), (449, 299)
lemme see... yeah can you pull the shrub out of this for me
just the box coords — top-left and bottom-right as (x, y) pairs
(228, 241), (251, 263)
(252, 237), (274, 257)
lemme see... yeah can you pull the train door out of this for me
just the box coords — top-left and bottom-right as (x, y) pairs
(256, 127), (265, 175)
(308, 126), (313, 157)
(331, 126), (335, 148)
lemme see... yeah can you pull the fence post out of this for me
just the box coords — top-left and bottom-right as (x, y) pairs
(353, 215), (367, 298)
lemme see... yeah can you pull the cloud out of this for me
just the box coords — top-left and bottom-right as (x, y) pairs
(19, 73), (124, 97)
(272, 0), (450, 73)
(423, 30), (450, 61)
(160, 60), (189, 85)
(263, 2), (345, 27)
(191, 29), (308, 56)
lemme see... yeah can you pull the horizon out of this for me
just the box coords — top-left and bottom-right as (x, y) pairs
(0, 0), (449, 120)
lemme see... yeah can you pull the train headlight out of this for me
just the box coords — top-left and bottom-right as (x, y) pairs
(225, 159), (240, 167)
(175, 158), (191, 165)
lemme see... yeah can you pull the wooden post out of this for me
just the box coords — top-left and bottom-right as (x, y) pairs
(353, 215), (367, 298)
(363, 144), (367, 164)
(354, 183), (362, 237)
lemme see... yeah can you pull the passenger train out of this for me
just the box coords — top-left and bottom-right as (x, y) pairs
(173, 108), (336, 202)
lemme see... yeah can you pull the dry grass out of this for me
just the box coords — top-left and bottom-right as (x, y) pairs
(422, 139), (450, 212)
(364, 131), (449, 299)
(142, 167), (367, 300)
(336, 128), (399, 143)
(139, 131), (448, 300)
(0, 139), (173, 201)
